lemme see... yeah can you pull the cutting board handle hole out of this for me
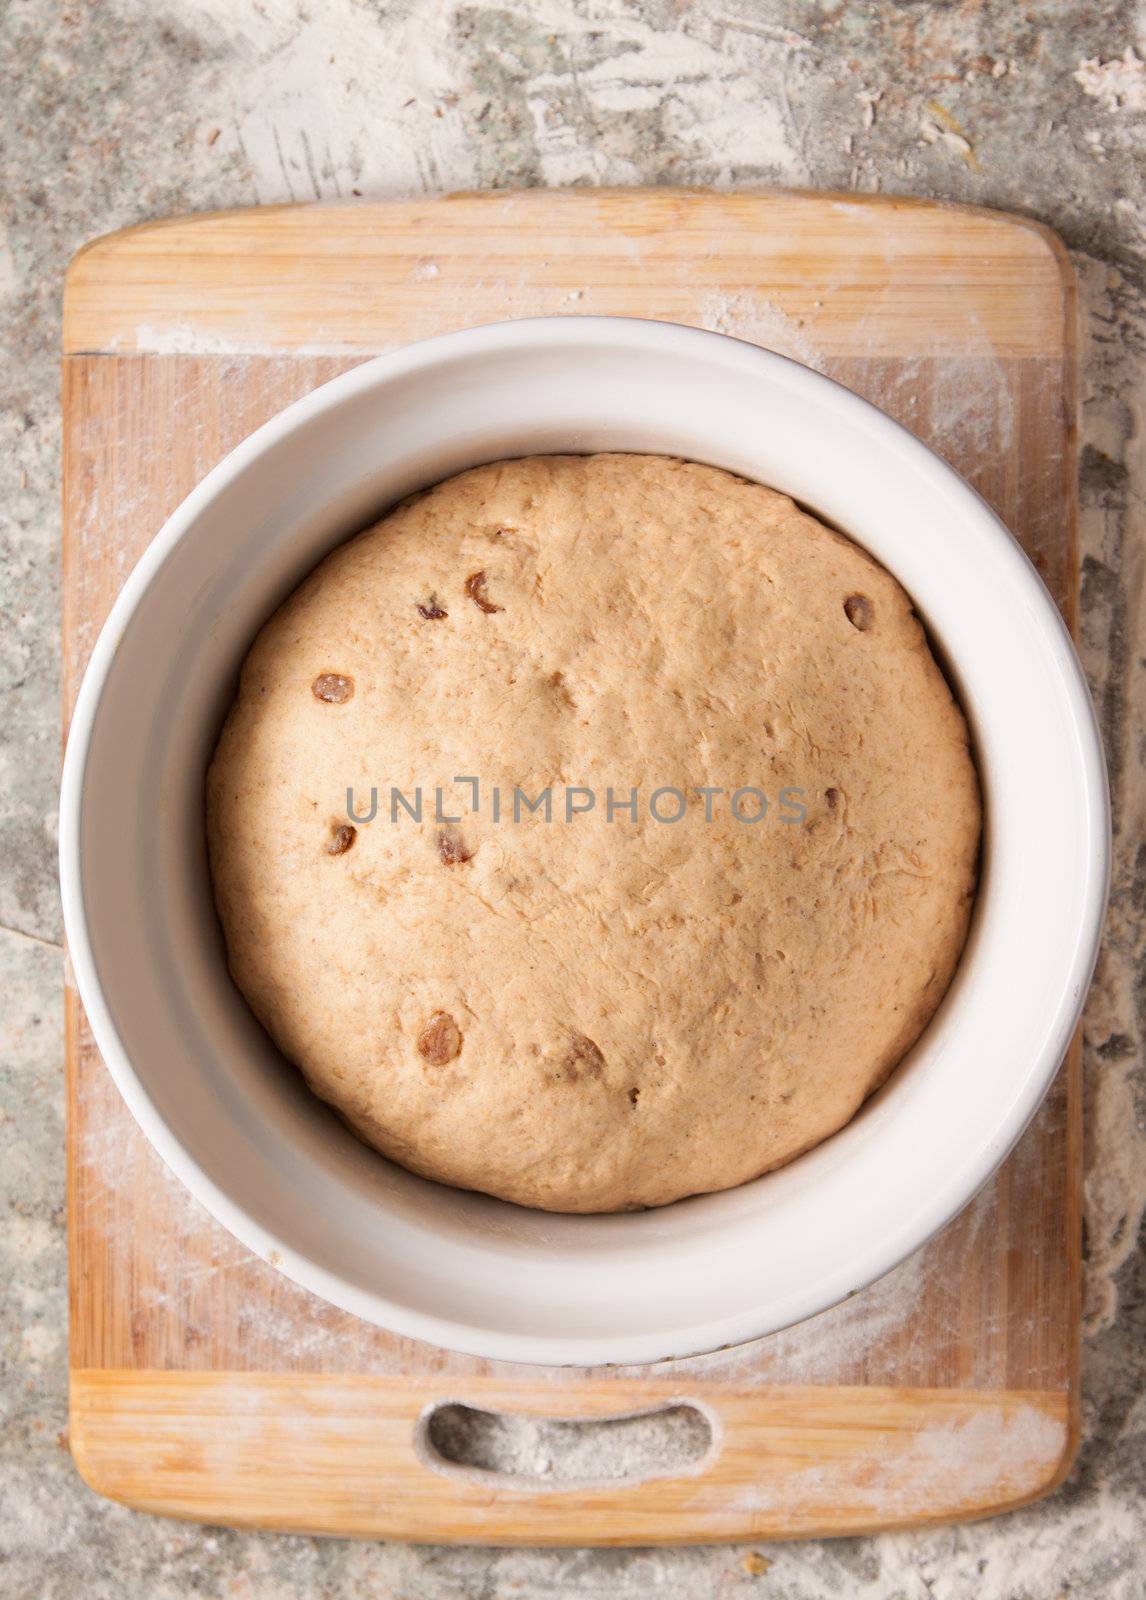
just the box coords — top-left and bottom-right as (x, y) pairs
(419, 1400), (717, 1489)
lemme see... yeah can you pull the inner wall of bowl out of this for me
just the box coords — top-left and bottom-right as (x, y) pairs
(75, 324), (1100, 1352)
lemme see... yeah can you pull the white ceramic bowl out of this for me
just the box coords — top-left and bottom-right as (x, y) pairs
(60, 317), (1108, 1365)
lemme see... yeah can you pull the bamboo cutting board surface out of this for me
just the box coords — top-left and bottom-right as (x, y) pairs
(62, 189), (1081, 1544)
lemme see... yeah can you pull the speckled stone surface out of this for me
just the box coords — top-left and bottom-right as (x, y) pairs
(2, 2), (1144, 1596)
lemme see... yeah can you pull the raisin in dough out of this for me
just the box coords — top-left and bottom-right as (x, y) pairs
(207, 454), (981, 1213)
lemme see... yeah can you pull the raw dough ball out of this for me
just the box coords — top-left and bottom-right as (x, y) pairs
(207, 454), (980, 1212)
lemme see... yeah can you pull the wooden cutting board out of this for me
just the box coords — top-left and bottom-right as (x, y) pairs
(62, 189), (1081, 1544)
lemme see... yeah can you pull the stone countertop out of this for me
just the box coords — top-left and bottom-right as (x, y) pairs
(2, 2), (1143, 1596)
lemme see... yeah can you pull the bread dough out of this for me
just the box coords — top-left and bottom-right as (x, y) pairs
(207, 454), (980, 1212)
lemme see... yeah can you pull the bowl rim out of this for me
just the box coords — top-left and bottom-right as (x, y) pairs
(59, 314), (1111, 1365)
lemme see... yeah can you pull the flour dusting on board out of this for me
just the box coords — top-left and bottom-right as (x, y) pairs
(674, 1182), (995, 1385)
(131, 322), (357, 357)
(708, 1401), (1066, 1520)
(697, 289), (827, 370)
